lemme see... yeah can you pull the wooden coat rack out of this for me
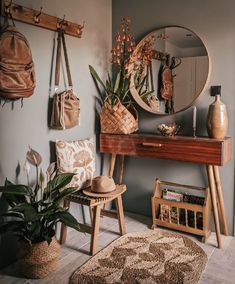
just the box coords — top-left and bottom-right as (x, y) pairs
(0, 0), (84, 38)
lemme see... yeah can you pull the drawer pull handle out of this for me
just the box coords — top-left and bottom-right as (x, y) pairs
(141, 142), (162, 148)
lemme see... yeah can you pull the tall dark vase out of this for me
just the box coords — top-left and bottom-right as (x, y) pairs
(207, 86), (228, 139)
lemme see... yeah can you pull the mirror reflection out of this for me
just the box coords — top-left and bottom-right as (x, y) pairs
(128, 26), (210, 114)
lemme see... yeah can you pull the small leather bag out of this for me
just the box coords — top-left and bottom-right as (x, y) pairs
(160, 64), (173, 101)
(50, 29), (80, 130)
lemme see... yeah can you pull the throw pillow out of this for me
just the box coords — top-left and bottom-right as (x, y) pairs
(56, 138), (95, 190)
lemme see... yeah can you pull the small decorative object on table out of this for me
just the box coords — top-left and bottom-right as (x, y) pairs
(158, 122), (180, 136)
(89, 17), (138, 134)
(0, 148), (80, 279)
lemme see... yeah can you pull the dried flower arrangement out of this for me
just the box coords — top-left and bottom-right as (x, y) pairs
(89, 17), (135, 107)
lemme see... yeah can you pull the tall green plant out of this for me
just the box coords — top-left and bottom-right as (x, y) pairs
(0, 148), (80, 245)
(89, 65), (131, 107)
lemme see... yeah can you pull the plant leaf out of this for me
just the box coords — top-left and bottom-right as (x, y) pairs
(89, 65), (109, 95)
(11, 203), (39, 222)
(1, 184), (32, 196)
(27, 221), (42, 241)
(114, 71), (121, 93)
(43, 173), (74, 198)
(0, 220), (24, 235)
(1, 211), (24, 219)
(48, 211), (80, 231)
(53, 187), (77, 204)
(139, 90), (154, 99)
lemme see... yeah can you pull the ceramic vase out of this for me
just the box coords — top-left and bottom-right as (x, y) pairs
(207, 94), (228, 139)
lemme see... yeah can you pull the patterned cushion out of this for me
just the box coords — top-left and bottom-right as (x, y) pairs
(56, 138), (95, 190)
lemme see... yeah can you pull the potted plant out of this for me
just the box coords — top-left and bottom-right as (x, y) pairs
(0, 147), (80, 279)
(89, 17), (139, 135)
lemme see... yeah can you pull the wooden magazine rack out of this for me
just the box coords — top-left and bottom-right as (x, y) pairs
(152, 179), (211, 241)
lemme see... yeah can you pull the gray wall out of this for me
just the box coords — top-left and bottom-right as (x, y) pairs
(0, 0), (111, 268)
(113, 0), (235, 234)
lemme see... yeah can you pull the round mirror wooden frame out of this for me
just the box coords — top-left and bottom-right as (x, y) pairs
(128, 26), (211, 115)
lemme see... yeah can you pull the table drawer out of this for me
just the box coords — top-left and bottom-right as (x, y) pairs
(100, 134), (231, 166)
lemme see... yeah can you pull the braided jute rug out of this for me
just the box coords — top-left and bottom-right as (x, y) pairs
(70, 230), (207, 284)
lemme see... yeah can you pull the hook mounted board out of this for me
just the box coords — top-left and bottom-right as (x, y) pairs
(1, 0), (84, 38)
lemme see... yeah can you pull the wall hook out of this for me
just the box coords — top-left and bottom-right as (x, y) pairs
(57, 14), (68, 29)
(77, 20), (85, 35)
(4, 0), (13, 15)
(34, 6), (43, 24)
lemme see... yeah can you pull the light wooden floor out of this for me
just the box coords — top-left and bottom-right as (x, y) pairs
(0, 212), (234, 284)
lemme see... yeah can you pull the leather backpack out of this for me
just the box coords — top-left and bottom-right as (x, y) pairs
(0, 24), (36, 100)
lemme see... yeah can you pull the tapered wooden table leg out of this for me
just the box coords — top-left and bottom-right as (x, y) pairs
(90, 205), (101, 255)
(115, 195), (126, 235)
(118, 155), (125, 184)
(213, 165), (228, 236)
(109, 153), (117, 178)
(104, 154), (117, 210)
(60, 199), (70, 244)
(207, 165), (221, 248)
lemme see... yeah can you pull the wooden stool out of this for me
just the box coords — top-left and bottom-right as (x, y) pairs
(60, 184), (126, 255)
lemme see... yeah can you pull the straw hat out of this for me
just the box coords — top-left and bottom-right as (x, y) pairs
(83, 184), (125, 198)
(91, 176), (116, 193)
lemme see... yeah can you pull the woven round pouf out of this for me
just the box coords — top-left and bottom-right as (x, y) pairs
(18, 236), (61, 279)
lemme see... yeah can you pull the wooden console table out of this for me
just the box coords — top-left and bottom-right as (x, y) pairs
(100, 133), (232, 248)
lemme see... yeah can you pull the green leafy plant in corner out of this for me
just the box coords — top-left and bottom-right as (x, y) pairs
(0, 147), (80, 245)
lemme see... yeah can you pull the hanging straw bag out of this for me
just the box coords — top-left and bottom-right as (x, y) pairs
(100, 98), (138, 134)
(50, 29), (80, 130)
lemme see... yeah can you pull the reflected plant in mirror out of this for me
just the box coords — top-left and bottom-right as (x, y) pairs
(128, 26), (210, 115)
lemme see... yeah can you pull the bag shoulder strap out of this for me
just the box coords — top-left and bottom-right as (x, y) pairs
(54, 29), (73, 88)
(55, 29), (62, 87)
(61, 31), (73, 87)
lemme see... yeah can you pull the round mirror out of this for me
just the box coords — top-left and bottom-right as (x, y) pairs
(128, 26), (210, 114)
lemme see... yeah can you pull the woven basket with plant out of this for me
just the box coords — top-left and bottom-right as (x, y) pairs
(0, 148), (81, 278)
(89, 17), (139, 134)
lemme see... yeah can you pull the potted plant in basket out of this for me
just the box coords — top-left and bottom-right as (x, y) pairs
(0, 147), (80, 279)
(89, 17), (141, 135)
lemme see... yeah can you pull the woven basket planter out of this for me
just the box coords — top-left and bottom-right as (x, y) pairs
(18, 236), (61, 279)
(100, 101), (138, 134)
